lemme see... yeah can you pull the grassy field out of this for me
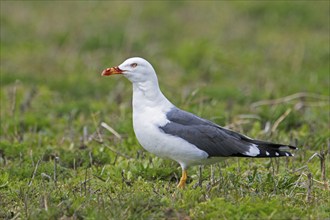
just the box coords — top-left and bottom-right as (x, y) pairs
(1, 1), (329, 219)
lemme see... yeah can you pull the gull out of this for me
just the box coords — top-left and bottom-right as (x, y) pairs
(101, 57), (297, 188)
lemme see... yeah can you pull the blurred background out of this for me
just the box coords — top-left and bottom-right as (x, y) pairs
(1, 0), (329, 143)
(1, 1), (329, 136)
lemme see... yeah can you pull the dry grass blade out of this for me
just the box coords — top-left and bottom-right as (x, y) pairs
(91, 112), (104, 143)
(41, 173), (51, 181)
(250, 92), (329, 108)
(43, 194), (48, 211)
(28, 159), (41, 187)
(319, 151), (328, 189)
(54, 157), (59, 186)
(20, 87), (37, 113)
(101, 122), (122, 139)
(10, 212), (20, 220)
(271, 108), (292, 133)
(306, 173), (313, 203)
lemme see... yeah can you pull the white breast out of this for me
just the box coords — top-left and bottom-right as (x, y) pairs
(132, 86), (208, 169)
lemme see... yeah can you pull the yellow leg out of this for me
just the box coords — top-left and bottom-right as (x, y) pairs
(177, 169), (187, 188)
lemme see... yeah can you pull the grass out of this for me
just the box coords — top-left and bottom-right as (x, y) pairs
(1, 1), (329, 219)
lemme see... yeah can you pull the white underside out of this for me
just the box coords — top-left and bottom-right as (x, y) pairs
(133, 104), (212, 169)
(132, 83), (214, 169)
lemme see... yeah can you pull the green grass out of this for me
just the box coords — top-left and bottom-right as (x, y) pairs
(1, 1), (329, 219)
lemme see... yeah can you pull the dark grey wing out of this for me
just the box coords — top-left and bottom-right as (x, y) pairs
(160, 107), (296, 158)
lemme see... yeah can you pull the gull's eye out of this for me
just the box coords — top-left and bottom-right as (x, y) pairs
(130, 63), (137, 68)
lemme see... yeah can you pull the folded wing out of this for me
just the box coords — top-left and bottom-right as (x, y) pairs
(159, 107), (296, 158)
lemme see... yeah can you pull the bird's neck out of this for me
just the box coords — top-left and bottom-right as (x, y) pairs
(132, 81), (173, 111)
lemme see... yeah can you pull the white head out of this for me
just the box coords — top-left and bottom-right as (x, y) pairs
(102, 57), (158, 84)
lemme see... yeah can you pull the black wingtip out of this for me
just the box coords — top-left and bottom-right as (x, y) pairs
(252, 144), (298, 158)
(279, 145), (298, 151)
